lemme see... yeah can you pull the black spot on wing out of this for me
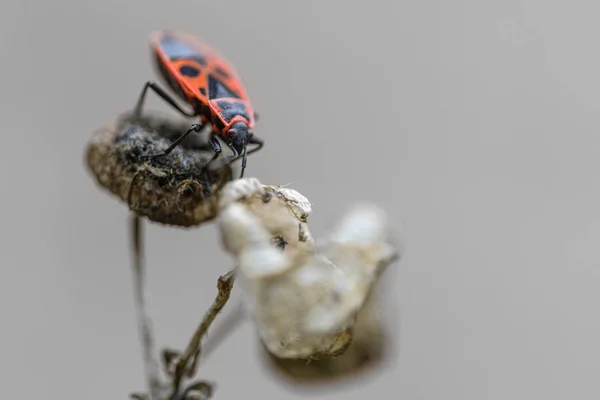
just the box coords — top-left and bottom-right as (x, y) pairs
(215, 100), (250, 123)
(180, 65), (200, 77)
(208, 75), (240, 99)
(199, 87), (207, 95)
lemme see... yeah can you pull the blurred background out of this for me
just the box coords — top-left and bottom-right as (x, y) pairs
(1, 0), (600, 399)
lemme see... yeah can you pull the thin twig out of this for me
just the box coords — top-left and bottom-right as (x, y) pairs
(130, 214), (162, 400)
(170, 270), (236, 398)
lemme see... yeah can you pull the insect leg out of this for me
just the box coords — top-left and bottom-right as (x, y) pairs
(220, 141), (256, 179)
(208, 135), (223, 160)
(200, 136), (223, 195)
(247, 136), (265, 155)
(140, 124), (203, 159)
(134, 81), (197, 118)
(225, 135), (264, 177)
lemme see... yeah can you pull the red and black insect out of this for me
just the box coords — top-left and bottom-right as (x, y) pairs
(134, 29), (263, 178)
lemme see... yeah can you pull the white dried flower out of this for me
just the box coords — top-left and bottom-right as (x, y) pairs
(218, 177), (265, 210)
(216, 180), (400, 360)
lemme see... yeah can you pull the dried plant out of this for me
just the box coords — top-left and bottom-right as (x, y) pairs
(85, 113), (402, 400)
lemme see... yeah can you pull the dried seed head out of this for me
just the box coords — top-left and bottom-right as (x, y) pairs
(217, 179), (315, 264)
(218, 177), (265, 210)
(85, 112), (233, 227)
(265, 185), (312, 222)
(219, 203), (288, 278)
(216, 179), (400, 361)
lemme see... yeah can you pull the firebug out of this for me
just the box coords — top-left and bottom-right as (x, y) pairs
(134, 29), (263, 178)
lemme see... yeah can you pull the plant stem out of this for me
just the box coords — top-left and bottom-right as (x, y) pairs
(170, 270), (236, 398)
(130, 214), (162, 400)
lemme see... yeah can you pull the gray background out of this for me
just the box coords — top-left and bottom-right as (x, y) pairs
(1, 0), (599, 399)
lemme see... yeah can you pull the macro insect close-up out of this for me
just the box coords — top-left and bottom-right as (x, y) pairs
(3, 2), (600, 400)
(136, 30), (264, 181)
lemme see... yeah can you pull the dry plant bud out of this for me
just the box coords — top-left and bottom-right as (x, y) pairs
(86, 112), (236, 400)
(216, 181), (400, 361)
(265, 291), (388, 382)
(217, 179), (315, 263)
(85, 112), (234, 227)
